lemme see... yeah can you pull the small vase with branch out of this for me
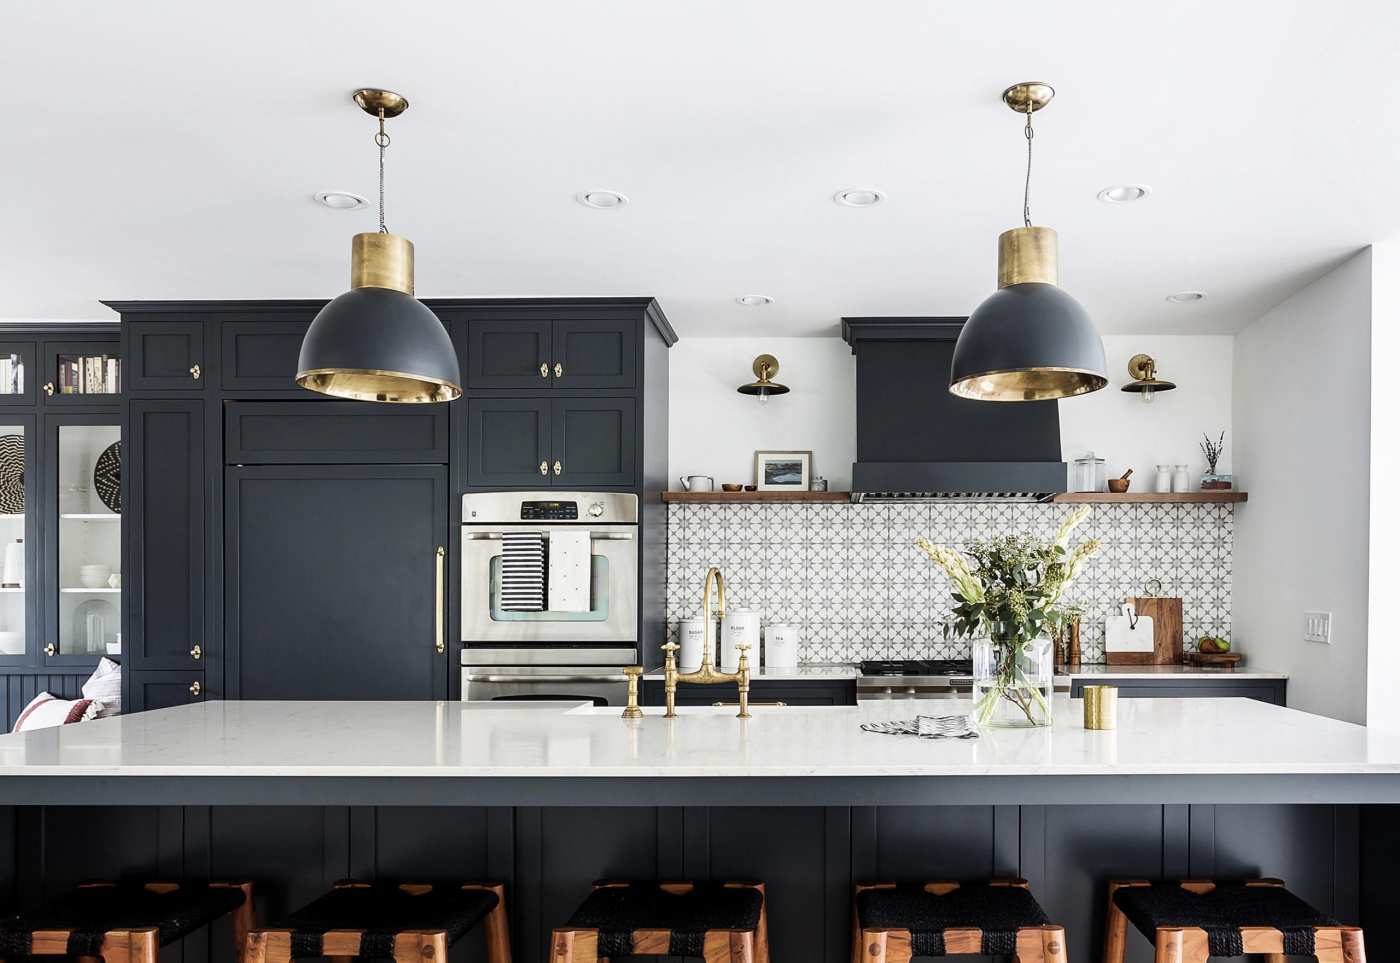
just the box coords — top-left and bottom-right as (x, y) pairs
(916, 507), (1100, 727)
(1200, 431), (1231, 490)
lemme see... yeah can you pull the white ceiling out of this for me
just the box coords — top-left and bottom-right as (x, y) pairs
(4, 0), (1399, 337)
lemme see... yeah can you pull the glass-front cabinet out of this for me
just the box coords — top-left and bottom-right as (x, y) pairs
(0, 328), (120, 670)
(47, 419), (121, 661)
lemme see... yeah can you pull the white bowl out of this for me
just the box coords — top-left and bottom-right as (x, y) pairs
(79, 564), (111, 588)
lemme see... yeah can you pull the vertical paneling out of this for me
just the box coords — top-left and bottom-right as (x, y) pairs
(0, 672), (89, 732)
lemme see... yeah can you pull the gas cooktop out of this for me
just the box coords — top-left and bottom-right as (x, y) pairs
(859, 659), (973, 678)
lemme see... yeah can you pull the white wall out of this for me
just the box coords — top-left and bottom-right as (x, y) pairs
(669, 338), (857, 490)
(669, 334), (1232, 492)
(1234, 248), (1372, 725)
(1368, 243), (1400, 731)
(1060, 337), (1233, 485)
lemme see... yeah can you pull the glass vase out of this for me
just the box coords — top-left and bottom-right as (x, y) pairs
(971, 633), (1054, 728)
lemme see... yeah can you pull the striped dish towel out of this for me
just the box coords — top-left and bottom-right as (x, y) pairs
(500, 532), (546, 611)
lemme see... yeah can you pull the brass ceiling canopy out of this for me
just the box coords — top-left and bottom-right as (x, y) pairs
(1121, 353), (1176, 403)
(950, 81), (1107, 403)
(297, 88), (461, 404)
(737, 354), (790, 403)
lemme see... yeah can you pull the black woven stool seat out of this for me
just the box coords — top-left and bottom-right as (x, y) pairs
(0, 883), (246, 957)
(275, 883), (499, 960)
(856, 883), (1051, 957)
(566, 882), (763, 957)
(1113, 882), (1334, 957)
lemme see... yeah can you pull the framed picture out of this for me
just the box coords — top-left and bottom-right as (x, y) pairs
(754, 450), (813, 491)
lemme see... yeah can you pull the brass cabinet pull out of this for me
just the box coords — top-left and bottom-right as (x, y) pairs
(553, 460), (562, 476)
(712, 701), (787, 707)
(434, 545), (446, 654)
(554, 362), (563, 378)
(539, 361), (549, 378)
(43, 382), (55, 397)
(44, 642), (56, 657)
(190, 643), (202, 660)
(190, 363), (201, 380)
(189, 681), (202, 698)
(539, 461), (548, 476)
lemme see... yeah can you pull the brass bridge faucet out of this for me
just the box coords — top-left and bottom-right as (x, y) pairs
(662, 566), (752, 719)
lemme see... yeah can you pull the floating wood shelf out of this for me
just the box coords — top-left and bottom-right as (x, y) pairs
(1051, 491), (1247, 504)
(662, 491), (850, 503)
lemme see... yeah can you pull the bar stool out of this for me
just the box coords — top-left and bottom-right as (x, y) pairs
(0, 880), (253, 963)
(1105, 879), (1366, 963)
(550, 880), (769, 962)
(852, 880), (1067, 963)
(245, 881), (509, 963)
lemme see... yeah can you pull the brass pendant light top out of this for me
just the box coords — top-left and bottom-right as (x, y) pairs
(737, 353), (790, 402)
(297, 88), (462, 404)
(949, 81), (1107, 403)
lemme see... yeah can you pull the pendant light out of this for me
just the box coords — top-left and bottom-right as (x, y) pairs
(296, 89), (462, 403)
(949, 82), (1107, 402)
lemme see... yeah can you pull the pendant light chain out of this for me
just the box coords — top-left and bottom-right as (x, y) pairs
(1022, 103), (1035, 228)
(375, 108), (391, 234)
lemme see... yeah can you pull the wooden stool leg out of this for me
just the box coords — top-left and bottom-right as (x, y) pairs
(550, 929), (599, 963)
(1015, 925), (1067, 963)
(247, 931), (292, 963)
(850, 923), (862, 963)
(1152, 929), (1184, 963)
(1104, 896), (1129, 963)
(463, 883), (512, 963)
(1315, 925), (1368, 963)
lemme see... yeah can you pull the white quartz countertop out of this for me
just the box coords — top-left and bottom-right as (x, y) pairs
(0, 697), (1388, 779)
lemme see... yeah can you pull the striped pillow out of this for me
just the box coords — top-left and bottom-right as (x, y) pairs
(14, 692), (101, 732)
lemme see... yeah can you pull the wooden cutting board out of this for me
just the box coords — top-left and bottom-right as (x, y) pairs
(1106, 596), (1184, 665)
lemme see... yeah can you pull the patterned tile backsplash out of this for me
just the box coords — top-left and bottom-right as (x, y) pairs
(663, 501), (1233, 665)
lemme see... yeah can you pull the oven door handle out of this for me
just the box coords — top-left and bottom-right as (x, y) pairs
(463, 532), (633, 541)
(463, 673), (633, 684)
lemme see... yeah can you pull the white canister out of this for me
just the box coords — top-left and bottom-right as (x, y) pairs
(720, 607), (761, 671)
(1172, 464), (1191, 493)
(1154, 465), (1173, 494)
(765, 623), (800, 668)
(675, 617), (720, 669)
(1, 537), (22, 588)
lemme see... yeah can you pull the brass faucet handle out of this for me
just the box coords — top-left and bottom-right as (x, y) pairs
(621, 666), (643, 719)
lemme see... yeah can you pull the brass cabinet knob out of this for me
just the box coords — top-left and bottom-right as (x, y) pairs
(553, 460), (562, 476)
(539, 461), (548, 476)
(554, 362), (563, 378)
(44, 642), (56, 656)
(190, 642), (202, 660)
(43, 382), (55, 396)
(539, 361), (549, 378)
(189, 681), (202, 698)
(190, 363), (201, 380)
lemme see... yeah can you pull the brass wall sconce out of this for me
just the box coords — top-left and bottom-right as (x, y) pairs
(1120, 353), (1176, 404)
(737, 354), (789, 404)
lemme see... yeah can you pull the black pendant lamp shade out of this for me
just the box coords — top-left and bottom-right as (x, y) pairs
(296, 88), (462, 404)
(949, 82), (1107, 402)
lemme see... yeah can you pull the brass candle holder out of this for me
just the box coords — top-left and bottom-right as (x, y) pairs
(1083, 685), (1118, 730)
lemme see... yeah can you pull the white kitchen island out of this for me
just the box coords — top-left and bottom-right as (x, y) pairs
(0, 698), (1392, 963)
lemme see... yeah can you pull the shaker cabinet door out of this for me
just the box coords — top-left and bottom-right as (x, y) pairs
(552, 319), (635, 389)
(226, 464), (449, 700)
(465, 320), (552, 389)
(128, 670), (206, 711)
(127, 400), (205, 668)
(465, 398), (552, 487)
(551, 397), (636, 487)
(125, 321), (205, 392)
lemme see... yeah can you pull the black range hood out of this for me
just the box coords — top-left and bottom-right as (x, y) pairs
(842, 317), (1067, 501)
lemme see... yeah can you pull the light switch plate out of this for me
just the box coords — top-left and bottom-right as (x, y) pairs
(1304, 610), (1331, 644)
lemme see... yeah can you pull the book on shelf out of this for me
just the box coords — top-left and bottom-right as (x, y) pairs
(57, 355), (119, 395)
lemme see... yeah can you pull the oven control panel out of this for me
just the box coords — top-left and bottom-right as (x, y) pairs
(520, 500), (578, 521)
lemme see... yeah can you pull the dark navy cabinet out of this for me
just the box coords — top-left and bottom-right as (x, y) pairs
(107, 297), (674, 710)
(126, 400), (204, 668)
(125, 320), (204, 391)
(642, 678), (858, 707)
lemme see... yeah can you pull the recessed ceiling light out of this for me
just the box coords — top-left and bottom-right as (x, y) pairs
(313, 190), (368, 211)
(576, 190), (629, 209)
(1096, 184), (1151, 203)
(1165, 291), (1207, 303)
(833, 188), (885, 207)
(736, 295), (774, 306)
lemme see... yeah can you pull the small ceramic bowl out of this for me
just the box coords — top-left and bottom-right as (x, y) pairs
(743, 485), (757, 492)
(721, 483), (742, 492)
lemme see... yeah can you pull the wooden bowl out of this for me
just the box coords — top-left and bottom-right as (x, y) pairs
(721, 483), (743, 492)
(1107, 478), (1131, 493)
